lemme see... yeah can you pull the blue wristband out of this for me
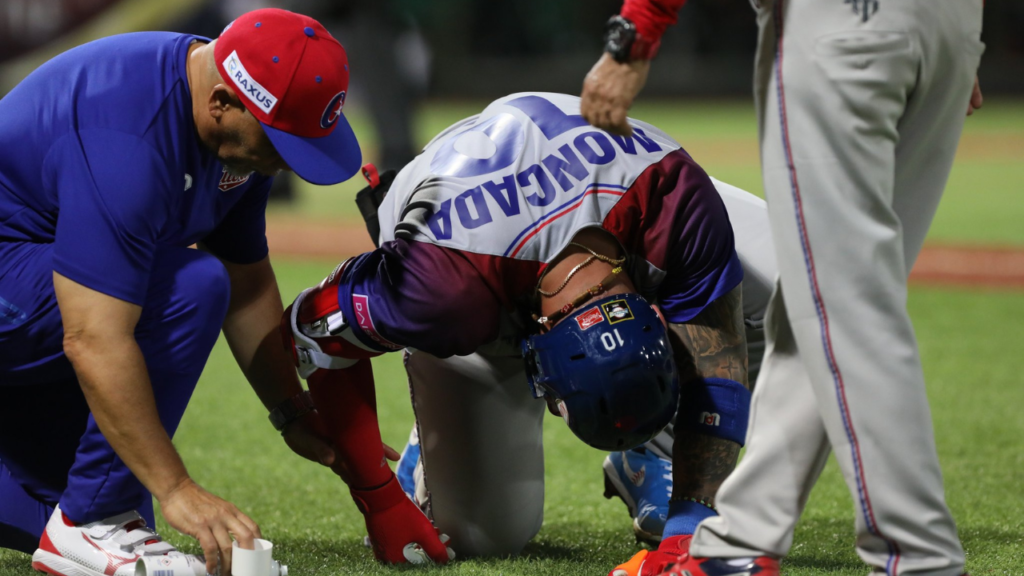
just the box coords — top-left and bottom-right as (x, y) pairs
(678, 377), (751, 446)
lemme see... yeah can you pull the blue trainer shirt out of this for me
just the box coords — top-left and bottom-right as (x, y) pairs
(0, 32), (271, 306)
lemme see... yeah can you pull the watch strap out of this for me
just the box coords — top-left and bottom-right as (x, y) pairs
(604, 15), (661, 62)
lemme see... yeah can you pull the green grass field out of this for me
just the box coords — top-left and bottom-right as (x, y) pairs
(1, 100), (1021, 575)
(4, 266), (1020, 575)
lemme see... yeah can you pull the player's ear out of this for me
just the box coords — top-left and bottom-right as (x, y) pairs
(652, 303), (668, 329)
(207, 84), (244, 119)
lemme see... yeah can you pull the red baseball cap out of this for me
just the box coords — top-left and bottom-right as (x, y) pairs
(214, 8), (361, 185)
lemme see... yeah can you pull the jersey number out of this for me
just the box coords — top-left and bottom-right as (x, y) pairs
(601, 329), (627, 352)
(429, 96), (590, 178)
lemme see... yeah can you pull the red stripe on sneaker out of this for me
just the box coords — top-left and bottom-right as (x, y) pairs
(38, 528), (59, 555)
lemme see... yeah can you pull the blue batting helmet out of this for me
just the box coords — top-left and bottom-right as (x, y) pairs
(521, 293), (679, 451)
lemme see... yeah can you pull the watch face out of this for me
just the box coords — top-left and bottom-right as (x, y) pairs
(607, 29), (626, 51)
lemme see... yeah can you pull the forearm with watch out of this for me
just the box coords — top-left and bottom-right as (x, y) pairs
(582, 1), (684, 135)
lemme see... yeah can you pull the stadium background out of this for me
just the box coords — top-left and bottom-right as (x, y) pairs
(1, 1), (1021, 574)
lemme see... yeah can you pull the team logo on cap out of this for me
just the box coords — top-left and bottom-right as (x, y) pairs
(223, 50), (277, 112)
(320, 91), (347, 129)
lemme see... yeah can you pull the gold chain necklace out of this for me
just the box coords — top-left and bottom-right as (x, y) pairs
(537, 243), (626, 298)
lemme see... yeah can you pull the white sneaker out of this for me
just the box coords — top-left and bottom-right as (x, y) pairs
(31, 505), (208, 576)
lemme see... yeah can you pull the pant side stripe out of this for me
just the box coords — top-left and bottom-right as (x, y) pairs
(770, 2), (900, 572)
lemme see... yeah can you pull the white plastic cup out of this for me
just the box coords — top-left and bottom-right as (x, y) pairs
(231, 539), (277, 576)
(133, 541), (285, 576)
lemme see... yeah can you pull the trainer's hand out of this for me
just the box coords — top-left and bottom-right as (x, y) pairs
(581, 53), (651, 136)
(159, 478), (260, 575)
(352, 474), (455, 564)
(282, 411), (336, 467)
(967, 75), (983, 116)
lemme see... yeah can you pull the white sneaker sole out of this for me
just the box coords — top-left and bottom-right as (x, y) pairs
(31, 549), (107, 576)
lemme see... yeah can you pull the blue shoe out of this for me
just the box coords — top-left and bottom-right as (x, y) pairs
(396, 426), (420, 500)
(603, 448), (672, 546)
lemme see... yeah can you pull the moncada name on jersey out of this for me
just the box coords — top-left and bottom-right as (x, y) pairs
(386, 93), (680, 258)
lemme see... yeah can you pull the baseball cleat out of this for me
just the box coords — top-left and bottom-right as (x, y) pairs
(604, 448), (672, 546)
(31, 505), (207, 576)
(657, 555), (780, 576)
(609, 534), (691, 576)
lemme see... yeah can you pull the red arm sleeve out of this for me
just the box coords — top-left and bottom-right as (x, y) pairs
(621, 0), (689, 43)
(306, 360), (392, 490)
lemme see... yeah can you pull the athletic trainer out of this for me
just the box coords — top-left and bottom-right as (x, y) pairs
(0, 9), (360, 575)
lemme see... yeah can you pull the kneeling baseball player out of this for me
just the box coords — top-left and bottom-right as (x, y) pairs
(274, 92), (775, 572)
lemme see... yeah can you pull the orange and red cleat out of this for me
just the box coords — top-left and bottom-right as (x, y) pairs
(609, 535), (693, 576)
(656, 555), (780, 576)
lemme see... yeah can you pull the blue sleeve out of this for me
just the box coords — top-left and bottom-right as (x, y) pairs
(336, 240), (503, 357)
(48, 130), (173, 306)
(201, 177), (271, 264)
(657, 177), (745, 324)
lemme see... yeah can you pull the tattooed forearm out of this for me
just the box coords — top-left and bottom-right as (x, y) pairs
(671, 430), (739, 506)
(668, 285), (748, 389)
(667, 285), (748, 503)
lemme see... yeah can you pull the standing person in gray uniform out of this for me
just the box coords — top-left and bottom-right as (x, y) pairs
(581, 1), (985, 575)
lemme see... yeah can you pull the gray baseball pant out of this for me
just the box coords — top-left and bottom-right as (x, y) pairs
(691, 1), (984, 574)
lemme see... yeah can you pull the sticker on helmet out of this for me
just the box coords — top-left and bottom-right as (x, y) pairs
(575, 307), (605, 330)
(601, 299), (634, 324)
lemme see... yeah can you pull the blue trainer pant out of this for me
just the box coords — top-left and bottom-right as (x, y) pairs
(0, 243), (229, 552)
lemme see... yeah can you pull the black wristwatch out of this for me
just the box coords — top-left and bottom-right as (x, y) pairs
(603, 15), (660, 63)
(269, 390), (315, 432)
